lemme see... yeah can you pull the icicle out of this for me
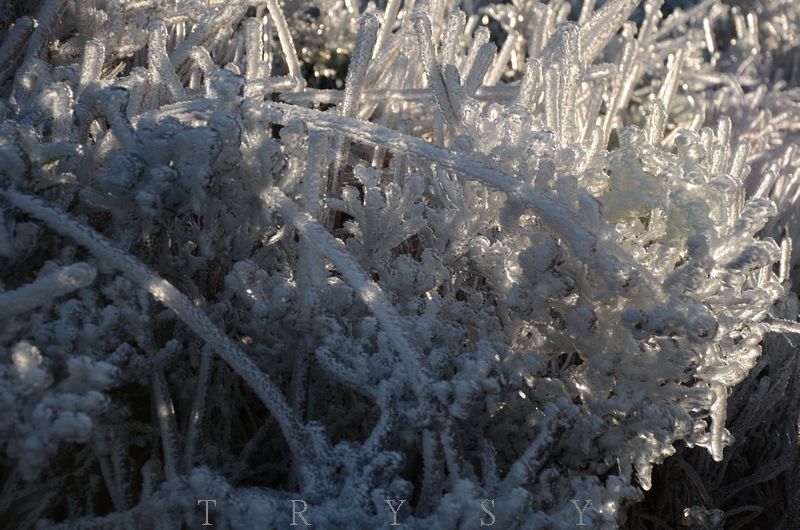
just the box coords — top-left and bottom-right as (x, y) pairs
(781, 145), (796, 171)
(231, 27), (247, 70)
(101, 87), (137, 150)
(393, 118), (412, 184)
(766, 318), (800, 334)
(94, 442), (128, 513)
(481, 439), (499, 494)
(780, 237), (792, 283)
(120, 68), (149, 119)
(528, 2), (556, 57)
(417, 429), (445, 515)
(699, 127), (714, 158)
(294, 133), (329, 420)
(556, 1), (572, 24)
(362, 383), (397, 455)
(43, 84), (73, 141)
(729, 141), (750, 182)
(462, 15), (479, 46)
(110, 437), (132, 510)
(262, 16), (273, 79)
(290, 347), (311, 418)
(303, 132), (329, 220)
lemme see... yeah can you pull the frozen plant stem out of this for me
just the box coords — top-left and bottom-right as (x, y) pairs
(148, 21), (187, 103)
(0, 262), (97, 320)
(264, 0), (303, 89)
(261, 186), (437, 404)
(328, 13), (381, 225)
(151, 371), (180, 481)
(22, 0), (67, 63)
(0, 17), (34, 88)
(710, 382), (727, 462)
(2, 0), (800, 525)
(412, 14), (460, 130)
(581, 0), (643, 63)
(183, 347), (213, 473)
(271, 102), (658, 294)
(0, 189), (317, 470)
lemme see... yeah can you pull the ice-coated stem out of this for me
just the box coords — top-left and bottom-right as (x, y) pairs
(78, 40), (105, 95)
(271, 102), (658, 296)
(0, 262), (97, 320)
(0, 17), (34, 87)
(328, 13), (381, 209)
(0, 189), (316, 470)
(412, 14), (459, 129)
(147, 21), (187, 102)
(151, 371), (180, 481)
(183, 347), (212, 473)
(709, 382), (728, 462)
(22, 0), (67, 63)
(261, 186), (436, 404)
(264, 0), (304, 89)
(581, 0), (643, 63)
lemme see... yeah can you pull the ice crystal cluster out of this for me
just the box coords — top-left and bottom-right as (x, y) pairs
(1, 0), (800, 528)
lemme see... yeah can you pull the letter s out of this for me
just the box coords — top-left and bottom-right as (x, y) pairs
(480, 499), (495, 526)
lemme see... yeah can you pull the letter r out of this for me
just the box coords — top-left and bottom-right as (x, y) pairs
(290, 499), (311, 526)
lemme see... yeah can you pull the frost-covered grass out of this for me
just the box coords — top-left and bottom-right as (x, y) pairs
(1, 0), (800, 528)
